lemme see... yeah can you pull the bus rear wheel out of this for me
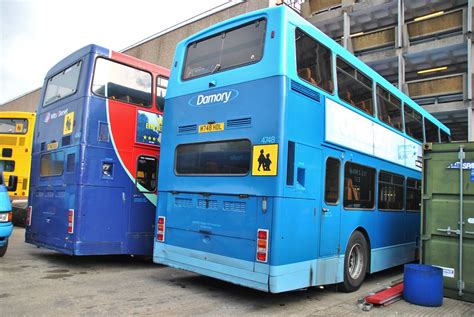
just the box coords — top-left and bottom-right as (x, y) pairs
(340, 231), (368, 292)
(0, 240), (8, 257)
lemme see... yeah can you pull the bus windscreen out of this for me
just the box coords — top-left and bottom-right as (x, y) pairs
(175, 140), (251, 175)
(183, 18), (266, 80)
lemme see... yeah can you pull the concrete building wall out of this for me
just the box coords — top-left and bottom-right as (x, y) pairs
(303, 0), (473, 141)
(0, 0), (272, 113)
(0, 88), (41, 112)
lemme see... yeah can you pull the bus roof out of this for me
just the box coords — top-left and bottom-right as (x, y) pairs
(0, 111), (36, 119)
(45, 44), (168, 80)
(171, 5), (449, 134)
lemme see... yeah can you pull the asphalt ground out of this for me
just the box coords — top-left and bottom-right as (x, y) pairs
(1, 228), (473, 316)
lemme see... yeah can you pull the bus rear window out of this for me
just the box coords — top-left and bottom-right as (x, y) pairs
(175, 140), (251, 175)
(0, 118), (28, 134)
(40, 151), (64, 177)
(43, 61), (81, 106)
(183, 18), (266, 80)
(92, 58), (152, 107)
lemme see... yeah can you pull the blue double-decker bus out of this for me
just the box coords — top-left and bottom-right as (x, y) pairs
(154, 6), (450, 292)
(26, 44), (169, 256)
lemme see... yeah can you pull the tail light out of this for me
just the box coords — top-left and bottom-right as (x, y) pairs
(67, 209), (74, 234)
(157, 216), (166, 242)
(0, 212), (12, 223)
(26, 206), (32, 226)
(256, 229), (269, 263)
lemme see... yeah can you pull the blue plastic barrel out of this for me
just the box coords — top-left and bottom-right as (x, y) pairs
(403, 264), (443, 307)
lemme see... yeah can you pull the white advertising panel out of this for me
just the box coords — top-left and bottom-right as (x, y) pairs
(325, 98), (422, 171)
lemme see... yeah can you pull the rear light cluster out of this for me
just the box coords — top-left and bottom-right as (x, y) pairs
(67, 209), (74, 234)
(0, 212), (12, 223)
(26, 206), (32, 226)
(256, 229), (269, 263)
(157, 216), (166, 242)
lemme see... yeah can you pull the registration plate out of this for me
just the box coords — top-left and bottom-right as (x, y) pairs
(198, 122), (224, 133)
(47, 142), (59, 150)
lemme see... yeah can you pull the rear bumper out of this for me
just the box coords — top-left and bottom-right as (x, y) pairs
(0, 223), (13, 246)
(154, 242), (270, 292)
(25, 232), (153, 256)
(154, 242), (346, 293)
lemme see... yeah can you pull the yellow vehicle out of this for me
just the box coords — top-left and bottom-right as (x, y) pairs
(0, 112), (35, 218)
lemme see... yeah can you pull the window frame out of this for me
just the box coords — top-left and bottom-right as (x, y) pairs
(336, 56), (374, 116)
(43, 60), (82, 108)
(424, 117), (440, 143)
(324, 157), (341, 205)
(295, 28), (334, 95)
(182, 18), (267, 81)
(403, 104), (424, 143)
(156, 75), (169, 112)
(136, 155), (158, 192)
(91, 57), (154, 108)
(343, 161), (376, 211)
(174, 139), (252, 176)
(0, 118), (29, 135)
(376, 84), (403, 132)
(377, 170), (405, 211)
(40, 151), (65, 177)
(406, 177), (422, 212)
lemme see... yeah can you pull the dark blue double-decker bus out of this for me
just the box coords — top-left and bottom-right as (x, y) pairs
(26, 44), (169, 255)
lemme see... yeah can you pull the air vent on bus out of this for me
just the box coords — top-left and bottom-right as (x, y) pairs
(291, 80), (321, 102)
(223, 201), (246, 212)
(227, 117), (252, 128)
(178, 125), (197, 134)
(197, 199), (218, 209)
(19, 137), (25, 146)
(175, 197), (193, 207)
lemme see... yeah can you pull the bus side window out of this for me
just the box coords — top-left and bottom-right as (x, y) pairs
(424, 118), (440, 143)
(295, 28), (333, 94)
(156, 76), (168, 112)
(404, 105), (423, 142)
(324, 157), (340, 204)
(406, 178), (421, 212)
(376, 85), (403, 132)
(343, 162), (375, 209)
(378, 171), (404, 211)
(136, 156), (157, 192)
(336, 58), (374, 115)
(440, 130), (450, 143)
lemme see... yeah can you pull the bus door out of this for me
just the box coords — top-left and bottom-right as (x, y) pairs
(319, 148), (344, 258)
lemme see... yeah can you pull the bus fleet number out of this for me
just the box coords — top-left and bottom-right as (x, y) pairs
(261, 136), (276, 144)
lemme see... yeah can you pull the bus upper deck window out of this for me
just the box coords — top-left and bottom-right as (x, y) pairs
(376, 85), (402, 131)
(183, 18), (266, 80)
(404, 105), (423, 143)
(337, 58), (373, 115)
(424, 118), (440, 143)
(92, 58), (152, 108)
(43, 61), (81, 107)
(295, 29), (333, 94)
(156, 76), (168, 112)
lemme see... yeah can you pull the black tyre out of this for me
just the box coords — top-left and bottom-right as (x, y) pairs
(340, 231), (368, 292)
(0, 240), (8, 257)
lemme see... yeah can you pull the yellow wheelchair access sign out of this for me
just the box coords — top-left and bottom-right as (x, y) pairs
(252, 144), (278, 176)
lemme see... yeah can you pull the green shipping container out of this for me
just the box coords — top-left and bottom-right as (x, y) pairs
(422, 142), (474, 302)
